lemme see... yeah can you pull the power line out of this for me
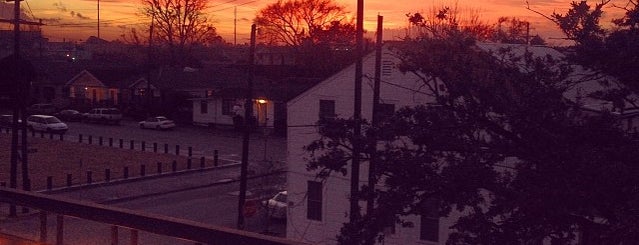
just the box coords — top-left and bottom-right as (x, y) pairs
(24, 0), (37, 21)
(210, 0), (241, 9)
(210, 0), (258, 13)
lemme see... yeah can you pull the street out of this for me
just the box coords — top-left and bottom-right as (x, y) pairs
(0, 118), (290, 244)
(62, 119), (286, 163)
(0, 165), (287, 244)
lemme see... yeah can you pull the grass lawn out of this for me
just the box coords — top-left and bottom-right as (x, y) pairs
(0, 132), (212, 190)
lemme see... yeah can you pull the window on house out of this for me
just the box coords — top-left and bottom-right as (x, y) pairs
(319, 100), (336, 120)
(375, 103), (395, 123)
(420, 198), (440, 242)
(222, 99), (234, 115)
(382, 60), (394, 76)
(200, 101), (208, 114)
(307, 181), (322, 221)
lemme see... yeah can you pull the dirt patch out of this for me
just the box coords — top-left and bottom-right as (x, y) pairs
(0, 132), (217, 190)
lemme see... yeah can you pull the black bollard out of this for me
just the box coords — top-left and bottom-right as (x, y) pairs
(214, 150), (219, 167)
(66, 174), (72, 187)
(140, 164), (146, 177)
(130, 140), (134, 150)
(79, 134), (83, 143)
(123, 166), (129, 179)
(99, 136), (103, 146)
(105, 169), (111, 182)
(153, 143), (158, 153)
(109, 138), (113, 147)
(188, 147), (192, 157)
(86, 171), (92, 184)
(200, 157), (205, 169)
(157, 162), (162, 174)
(172, 160), (177, 172)
(119, 139), (123, 148)
(47, 176), (53, 190)
(175, 145), (180, 155)
(142, 141), (146, 152)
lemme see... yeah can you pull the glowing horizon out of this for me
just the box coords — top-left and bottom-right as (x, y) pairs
(0, 0), (628, 46)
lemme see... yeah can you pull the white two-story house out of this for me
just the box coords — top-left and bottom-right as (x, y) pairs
(286, 44), (454, 244)
(284, 42), (639, 245)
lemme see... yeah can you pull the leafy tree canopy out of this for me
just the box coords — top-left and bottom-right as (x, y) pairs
(305, 7), (639, 245)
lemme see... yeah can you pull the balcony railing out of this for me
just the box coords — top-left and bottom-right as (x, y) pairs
(0, 187), (306, 245)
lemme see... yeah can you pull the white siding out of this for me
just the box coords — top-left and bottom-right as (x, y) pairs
(286, 48), (444, 244)
(192, 98), (275, 127)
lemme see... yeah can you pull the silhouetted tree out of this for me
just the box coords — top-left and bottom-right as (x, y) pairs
(254, 0), (357, 77)
(140, 0), (223, 66)
(550, 0), (639, 95)
(406, 5), (493, 40)
(254, 0), (353, 48)
(305, 14), (639, 245)
(494, 17), (530, 44)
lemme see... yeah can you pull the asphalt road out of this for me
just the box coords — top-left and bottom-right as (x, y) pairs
(0, 166), (287, 244)
(61, 119), (286, 164)
(0, 117), (290, 244)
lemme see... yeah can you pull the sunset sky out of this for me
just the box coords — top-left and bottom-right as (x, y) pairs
(0, 0), (629, 46)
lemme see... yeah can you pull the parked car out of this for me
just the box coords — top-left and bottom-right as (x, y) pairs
(26, 115), (68, 134)
(27, 103), (57, 115)
(139, 116), (176, 130)
(54, 109), (83, 122)
(83, 108), (122, 124)
(262, 191), (287, 219)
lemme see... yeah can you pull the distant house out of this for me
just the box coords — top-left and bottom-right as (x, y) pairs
(284, 42), (637, 245)
(186, 65), (318, 133)
(64, 68), (140, 107)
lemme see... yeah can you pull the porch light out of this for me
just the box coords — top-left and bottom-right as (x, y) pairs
(257, 99), (267, 104)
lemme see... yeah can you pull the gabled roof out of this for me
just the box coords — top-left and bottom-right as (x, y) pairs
(476, 42), (635, 113)
(32, 59), (144, 87)
(149, 66), (245, 90)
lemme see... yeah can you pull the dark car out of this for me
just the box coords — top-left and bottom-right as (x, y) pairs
(55, 109), (83, 122)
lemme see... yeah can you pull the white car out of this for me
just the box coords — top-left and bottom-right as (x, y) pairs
(139, 116), (176, 130)
(262, 191), (287, 219)
(26, 115), (68, 134)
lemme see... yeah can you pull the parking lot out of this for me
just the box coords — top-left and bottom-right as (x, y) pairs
(59, 118), (286, 164)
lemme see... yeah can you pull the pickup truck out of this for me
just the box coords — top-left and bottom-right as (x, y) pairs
(83, 108), (122, 125)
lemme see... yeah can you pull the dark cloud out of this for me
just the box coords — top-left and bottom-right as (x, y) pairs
(42, 17), (63, 24)
(70, 11), (91, 20)
(53, 2), (68, 13)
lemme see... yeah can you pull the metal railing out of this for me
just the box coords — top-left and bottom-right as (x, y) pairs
(0, 187), (306, 245)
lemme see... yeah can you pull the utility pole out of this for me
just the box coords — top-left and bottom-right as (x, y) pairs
(367, 14), (383, 218)
(350, 0), (364, 227)
(147, 2), (155, 116)
(234, 7), (237, 46)
(97, 0), (100, 39)
(237, 23), (256, 230)
(8, 0), (22, 218)
(3, 0), (38, 217)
